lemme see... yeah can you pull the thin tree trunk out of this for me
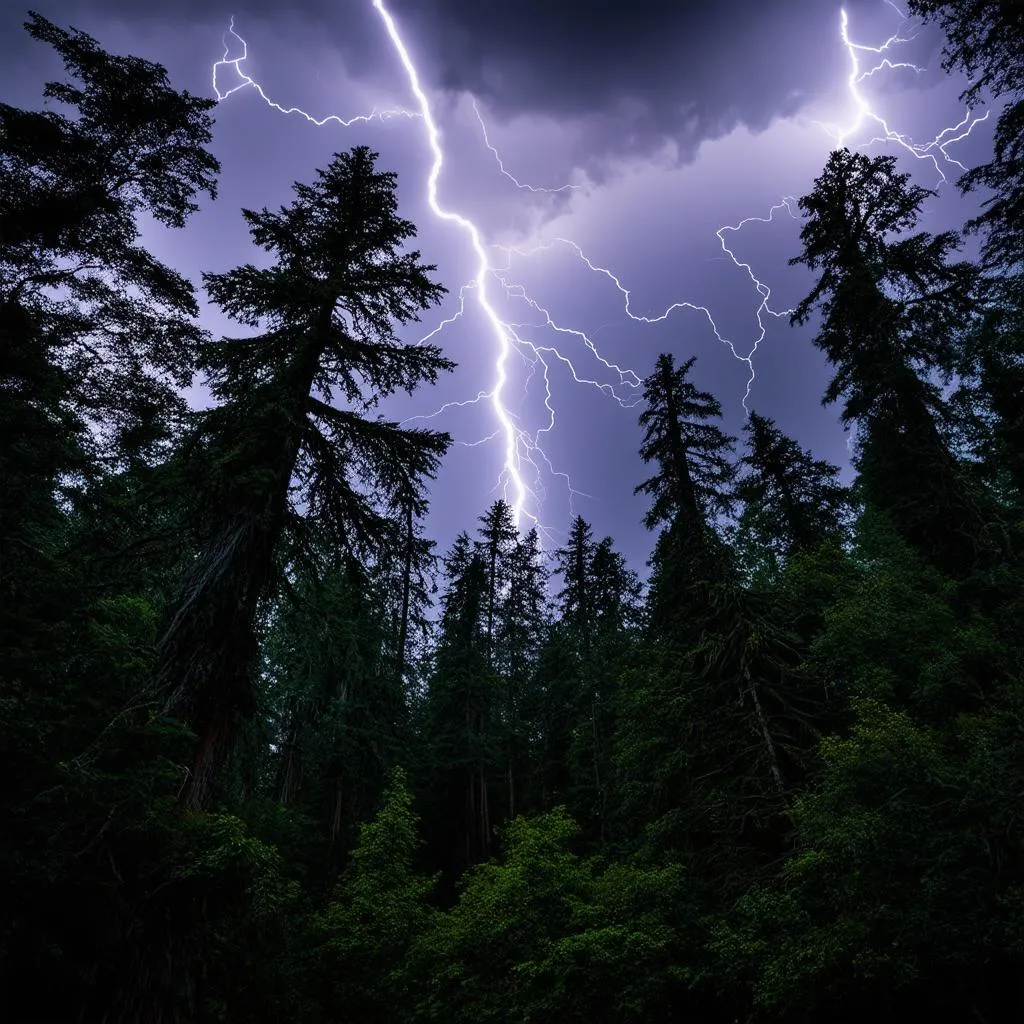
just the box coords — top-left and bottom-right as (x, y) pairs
(277, 711), (303, 806)
(487, 543), (497, 668)
(480, 762), (490, 857)
(590, 694), (605, 840)
(330, 774), (345, 844)
(743, 664), (784, 793)
(395, 500), (414, 685)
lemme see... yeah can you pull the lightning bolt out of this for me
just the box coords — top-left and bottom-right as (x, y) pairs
(825, 1), (990, 455)
(371, 0), (541, 529)
(828, 3), (990, 182)
(213, 15), (417, 126)
(210, 0), (991, 534)
(499, 205), (798, 415)
(470, 99), (580, 195)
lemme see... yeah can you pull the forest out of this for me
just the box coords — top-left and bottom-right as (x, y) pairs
(1, 1), (1023, 1021)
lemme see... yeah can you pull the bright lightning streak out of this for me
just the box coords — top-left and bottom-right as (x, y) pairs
(829, 5), (989, 182)
(371, 0), (533, 529)
(715, 200), (800, 408)
(414, 282), (472, 347)
(503, 207), (797, 415)
(470, 99), (580, 194)
(213, 16), (416, 127)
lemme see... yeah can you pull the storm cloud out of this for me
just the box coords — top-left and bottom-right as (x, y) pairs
(7, 0), (940, 159)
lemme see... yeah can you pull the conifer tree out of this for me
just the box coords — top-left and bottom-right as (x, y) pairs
(261, 552), (406, 871)
(388, 496), (437, 688)
(635, 352), (735, 634)
(907, 0), (1024, 274)
(1, 13), (219, 682)
(0, 13), (219, 468)
(636, 354), (735, 533)
(549, 522), (640, 837)
(419, 533), (499, 873)
(791, 148), (991, 576)
(555, 516), (596, 656)
(906, 3), (1024, 524)
(734, 411), (850, 575)
(156, 147), (453, 809)
(494, 527), (548, 818)
(475, 498), (519, 667)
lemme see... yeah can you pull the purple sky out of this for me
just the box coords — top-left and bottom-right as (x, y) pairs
(0, 0), (1000, 569)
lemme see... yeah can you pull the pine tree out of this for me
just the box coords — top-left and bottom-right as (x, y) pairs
(419, 533), (500, 874)
(1, 13), (219, 688)
(493, 527), (548, 819)
(260, 550), (407, 875)
(907, 0), (1024, 274)
(906, 3), (1024, 531)
(589, 535), (643, 639)
(636, 354), (735, 534)
(555, 516), (596, 656)
(388, 495), (437, 689)
(635, 352), (735, 635)
(0, 26), (223, 1017)
(548, 522), (640, 838)
(0, 13), (219, 468)
(155, 147), (453, 809)
(475, 498), (518, 667)
(949, 291), (1024, 515)
(791, 148), (992, 576)
(733, 411), (850, 578)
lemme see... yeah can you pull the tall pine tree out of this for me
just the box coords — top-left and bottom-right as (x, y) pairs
(156, 147), (453, 809)
(791, 148), (992, 577)
(635, 352), (735, 636)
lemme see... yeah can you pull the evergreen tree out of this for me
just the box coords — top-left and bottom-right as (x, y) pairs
(555, 515), (596, 655)
(635, 352), (735, 635)
(0, 24), (222, 1020)
(475, 498), (519, 667)
(908, 0), (1024, 274)
(419, 533), (500, 875)
(791, 148), (992, 577)
(948, 290), (1024, 516)
(493, 527), (548, 819)
(548, 522), (640, 838)
(0, 13), (218, 469)
(636, 354), (735, 534)
(733, 411), (851, 579)
(1, 12), (218, 691)
(386, 494), (438, 690)
(589, 535), (643, 639)
(262, 556), (407, 868)
(907, 3), (1024, 531)
(155, 147), (453, 809)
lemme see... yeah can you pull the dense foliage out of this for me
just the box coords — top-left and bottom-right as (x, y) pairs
(3, 7), (1024, 1022)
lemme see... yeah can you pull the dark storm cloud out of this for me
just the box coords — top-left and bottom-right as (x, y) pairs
(7, 0), (935, 155)
(390, 0), (861, 130)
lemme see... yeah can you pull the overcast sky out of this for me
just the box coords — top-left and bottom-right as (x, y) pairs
(0, 0), (1000, 568)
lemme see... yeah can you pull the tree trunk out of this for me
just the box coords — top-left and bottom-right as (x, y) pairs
(742, 664), (784, 793)
(395, 499), (414, 685)
(277, 711), (303, 806)
(590, 693), (605, 840)
(155, 339), (322, 809)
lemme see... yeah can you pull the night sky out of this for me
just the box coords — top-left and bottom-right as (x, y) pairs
(0, 0), (1002, 568)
